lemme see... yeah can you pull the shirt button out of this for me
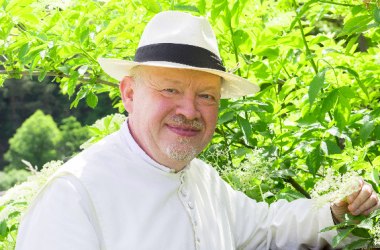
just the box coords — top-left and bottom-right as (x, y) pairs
(193, 220), (198, 226)
(181, 188), (188, 197)
(188, 201), (194, 209)
(196, 237), (201, 243)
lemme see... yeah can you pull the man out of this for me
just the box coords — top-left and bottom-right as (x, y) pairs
(16, 11), (379, 250)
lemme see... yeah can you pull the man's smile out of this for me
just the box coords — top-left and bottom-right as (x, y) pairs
(166, 124), (201, 137)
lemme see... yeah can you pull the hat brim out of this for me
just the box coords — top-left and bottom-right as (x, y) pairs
(98, 58), (260, 99)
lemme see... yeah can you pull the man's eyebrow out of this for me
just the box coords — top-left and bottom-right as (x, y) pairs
(162, 78), (183, 84)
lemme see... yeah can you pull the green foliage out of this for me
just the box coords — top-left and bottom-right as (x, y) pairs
(1, 0), (380, 248)
(0, 169), (30, 192)
(3, 110), (90, 171)
(4, 110), (61, 170)
(80, 113), (126, 149)
(58, 116), (90, 158)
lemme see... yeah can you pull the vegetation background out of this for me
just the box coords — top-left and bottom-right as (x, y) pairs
(0, 0), (380, 249)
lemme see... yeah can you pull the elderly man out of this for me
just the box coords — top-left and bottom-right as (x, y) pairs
(16, 11), (379, 250)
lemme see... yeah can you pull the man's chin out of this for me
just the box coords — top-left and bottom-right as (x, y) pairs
(165, 144), (199, 162)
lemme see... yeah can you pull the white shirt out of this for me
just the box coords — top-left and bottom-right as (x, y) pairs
(16, 122), (337, 250)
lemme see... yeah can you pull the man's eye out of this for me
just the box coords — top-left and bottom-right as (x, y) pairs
(199, 94), (216, 101)
(162, 88), (177, 94)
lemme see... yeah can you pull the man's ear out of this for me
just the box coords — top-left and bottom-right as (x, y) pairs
(119, 76), (134, 113)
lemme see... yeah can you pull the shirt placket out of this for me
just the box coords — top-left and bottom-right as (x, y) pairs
(178, 170), (201, 250)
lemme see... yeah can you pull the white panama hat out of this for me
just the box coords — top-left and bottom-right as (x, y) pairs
(98, 11), (260, 99)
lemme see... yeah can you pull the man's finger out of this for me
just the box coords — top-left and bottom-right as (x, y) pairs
(346, 179), (364, 204)
(333, 200), (347, 207)
(348, 182), (377, 215)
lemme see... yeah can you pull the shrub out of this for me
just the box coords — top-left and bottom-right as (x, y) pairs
(4, 110), (61, 170)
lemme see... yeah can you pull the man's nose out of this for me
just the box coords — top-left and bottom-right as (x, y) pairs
(176, 95), (201, 120)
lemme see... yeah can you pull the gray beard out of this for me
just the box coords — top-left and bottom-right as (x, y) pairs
(165, 137), (198, 162)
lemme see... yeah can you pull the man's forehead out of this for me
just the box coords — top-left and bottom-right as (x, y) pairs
(137, 66), (222, 84)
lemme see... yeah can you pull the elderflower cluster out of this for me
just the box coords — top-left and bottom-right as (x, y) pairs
(371, 223), (380, 246)
(224, 148), (275, 192)
(311, 169), (361, 208)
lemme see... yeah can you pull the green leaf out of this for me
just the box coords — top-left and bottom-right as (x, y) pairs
(38, 69), (47, 82)
(372, 168), (379, 187)
(253, 47), (280, 60)
(289, 0), (318, 31)
(68, 72), (79, 97)
(306, 144), (323, 176)
(332, 227), (354, 248)
(360, 121), (374, 144)
(173, 4), (199, 13)
(0, 75), (6, 87)
(197, 0), (206, 15)
(334, 94), (351, 131)
(277, 35), (303, 48)
(351, 227), (371, 238)
(356, 218), (373, 230)
(7, 211), (21, 219)
(339, 15), (373, 37)
(80, 28), (90, 44)
(338, 86), (356, 99)
(344, 35), (359, 55)
(320, 219), (357, 232)
(308, 70), (326, 106)
(44, 11), (61, 32)
(0, 220), (7, 237)
(258, 102), (274, 113)
(342, 239), (369, 250)
(336, 66), (369, 99)
(374, 7), (380, 24)
(309, 35), (330, 46)
(18, 42), (30, 62)
(218, 111), (234, 124)
(369, 207), (380, 218)
(236, 115), (254, 147)
(210, 0), (226, 21)
(233, 29), (251, 51)
(29, 54), (41, 77)
(58, 65), (71, 75)
(86, 91), (98, 108)
(321, 89), (339, 114)
(142, 0), (161, 13)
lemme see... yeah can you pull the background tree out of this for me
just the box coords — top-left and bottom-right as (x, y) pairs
(0, 168), (30, 191)
(4, 110), (61, 170)
(0, 78), (117, 170)
(57, 116), (90, 159)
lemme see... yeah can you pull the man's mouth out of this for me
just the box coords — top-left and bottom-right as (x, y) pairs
(166, 124), (201, 137)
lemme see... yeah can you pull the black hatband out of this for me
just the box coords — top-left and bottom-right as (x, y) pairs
(134, 43), (225, 72)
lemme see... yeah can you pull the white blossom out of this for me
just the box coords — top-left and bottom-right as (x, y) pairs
(311, 169), (361, 208)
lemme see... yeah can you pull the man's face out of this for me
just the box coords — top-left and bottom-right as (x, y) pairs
(120, 66), (221, 170)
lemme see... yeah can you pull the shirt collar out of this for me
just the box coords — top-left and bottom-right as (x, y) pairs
(120, 120), (177, 173)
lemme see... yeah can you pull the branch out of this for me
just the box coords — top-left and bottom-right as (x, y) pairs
(0, 70), (119, 88)
(283, 176), (311, 198)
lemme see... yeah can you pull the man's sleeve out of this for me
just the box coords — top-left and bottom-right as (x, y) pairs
(224, 184), (336, 249)
(15, 176), (101, 250)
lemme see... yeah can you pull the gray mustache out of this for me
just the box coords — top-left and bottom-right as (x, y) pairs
(170, 115), (204, 130)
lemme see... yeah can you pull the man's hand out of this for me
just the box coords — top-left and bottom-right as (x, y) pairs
(331, 179), (380, 223)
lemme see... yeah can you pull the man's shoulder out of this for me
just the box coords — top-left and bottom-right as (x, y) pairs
(56, 130), (133, 178)
(189, 158), (222, 181)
